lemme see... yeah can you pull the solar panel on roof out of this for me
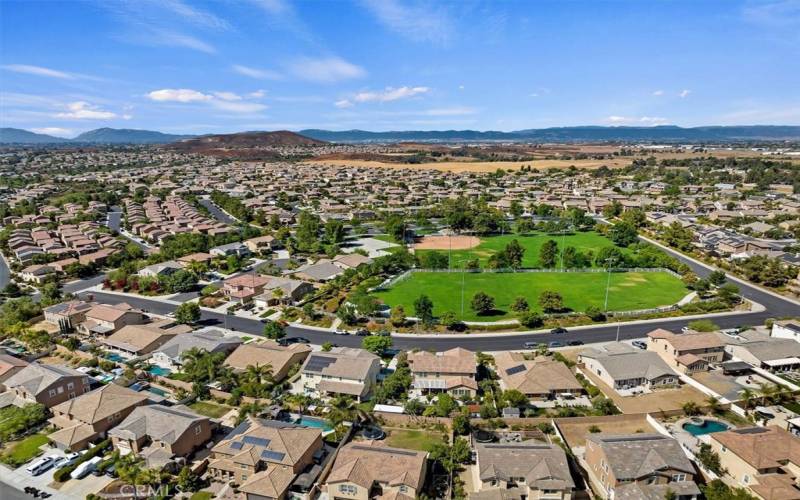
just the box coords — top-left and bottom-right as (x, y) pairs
(305, 355), (336, 372)
(505, 364), (526, 376)
(230, 442), (243, 450)
(243, 436), (271, 447)
(261, 450), (286, 461)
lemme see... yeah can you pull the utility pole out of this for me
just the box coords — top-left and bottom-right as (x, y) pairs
(603, 258), (613, 312)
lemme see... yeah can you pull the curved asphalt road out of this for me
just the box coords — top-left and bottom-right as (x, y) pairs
(75, 236), (799, 351)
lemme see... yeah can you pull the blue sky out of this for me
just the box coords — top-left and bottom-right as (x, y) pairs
(1, 0), (799, 137)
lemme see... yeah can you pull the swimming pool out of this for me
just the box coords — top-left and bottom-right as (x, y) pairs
(147, 366), (172, 377)
(682, 419), (729, 436)
(148, 387), (169, 397)
(104, 353), (125, 362)
(297, 416), (333, 432)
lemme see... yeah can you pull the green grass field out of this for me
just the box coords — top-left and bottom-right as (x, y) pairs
(415, 231), (626, 269)
(0, 433), (49, 466)
(383, 429), (445, 452)
(189, 401), (232, 418)
(375, 270), (687, 321)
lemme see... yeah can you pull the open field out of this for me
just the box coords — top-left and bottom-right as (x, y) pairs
(414, 234), (480, 250)
(415, 232), (627, 269)
(557, 416), (654, 448)
(0, 433), (49, 466)
(307, 158), (627, 172)
(375, 270), (687, 321)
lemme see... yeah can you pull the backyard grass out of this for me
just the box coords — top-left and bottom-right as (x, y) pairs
(384, 429), (445, 452)
(415, 231), (627, 269)
(189, 401), (232, 419)
(190, 493), (214, 500)
(375, 270), (687, 321)
(0, 433), (49, 466)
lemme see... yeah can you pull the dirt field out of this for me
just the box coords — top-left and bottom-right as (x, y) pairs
(582, 368), (708, 414)
(307, 158), (627, 173)
(413, 234), (481, 250)
(557, 415), (654, 447)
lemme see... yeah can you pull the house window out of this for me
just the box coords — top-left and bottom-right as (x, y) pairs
(399, 486), (407, 493)
(672, 473), (686, 482)
(338, 484), (357, 494)
(67, 382), (74, 390)
(57, 386), (64, 394)
(743, 475), (750, 484)
(49, 389), (56, 397)
(195, 425), (202, 435)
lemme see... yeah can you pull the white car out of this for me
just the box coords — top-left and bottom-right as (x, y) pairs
(62, 451), (82, 467)
(26, 456), (56, 476)
(71, 456), (102, 480)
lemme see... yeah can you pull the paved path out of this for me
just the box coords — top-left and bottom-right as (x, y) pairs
(0, 252), (10, 289)
(199, 198), (238, 224)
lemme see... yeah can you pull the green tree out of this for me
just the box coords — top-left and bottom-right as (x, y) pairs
(324, 219), (346, 244)
(609, 221), (638, 247)
(518, 311), (544, 328)
(413, 294), (434, 326)
(504, 239), (525, 269)
(688, 319), (719, 332)
(390, 305), (406, 327)
(708, 270), (727, 286)
(502, 389), (528, 408)
(362, 335), (392, 355)
(510, 296), (529, 312)
(539, 239), (558, 268)
(174, 301), (200, 324)
(263, 321), (286, 339)
(452, 414), (471, 435)
(538, 290), (564, 313)
(471, 291), (495, 315)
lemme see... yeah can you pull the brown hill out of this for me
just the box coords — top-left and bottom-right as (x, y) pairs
(171, 130), (326, 155)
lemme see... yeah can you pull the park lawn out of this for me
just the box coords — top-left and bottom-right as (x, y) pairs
(384, 429), (445, 452)
(415, 231), (626, 269)
(189, 401), (232, 419)
(375, 271), (687, 321)
(0, 433), (49, 466)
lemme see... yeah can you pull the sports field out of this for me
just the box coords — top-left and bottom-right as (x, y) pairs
(414, 232), (626, 269)
(375, 270), (687, 321)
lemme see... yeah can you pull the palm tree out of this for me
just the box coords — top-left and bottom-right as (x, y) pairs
(739, 388), (756, 410)
(705, 396), (723, 415)
(181, 347), (205, 378)
(245, 363), (274, 385)
(758, 382), (779, 405)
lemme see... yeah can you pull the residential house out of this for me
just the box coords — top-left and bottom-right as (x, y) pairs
(44, 300), (93, 331)
(48, 383), (149, 450)
(724, 331), (800, 372)
(225, 341), (311, 382)
(19, 264), (55, 283)
(470, 441), (574, 500)
(210, 242), (250, 258)
(324, 441), (428, 500)
(244, 235), (277, 255)
(585, 434), (700, 500)
(2, 363), (90, 408)
(151, 328), (242, 372)
(138, 260), (183, 278)
(407, 348), (478, 398)
(224, 274), (271, 304)
(253, 277), (315, 306)
(578, 343), (677, 395)
(708, 427), (800, 500)
(771, 321), (800, 344)
(0, 354), (28, 384)
(647, 329), (725, 374)
(109, 404), (214, 469)
(290, 260), (344, 282)
(100, 320), (192, 358)
(177, 252), (213, 268)
(208, 417), (323, 500)
(298, 347), (380, 402)
(332, 253), (373, 270)
(77, 302), (146, 336)
(494, 352), (583, 401)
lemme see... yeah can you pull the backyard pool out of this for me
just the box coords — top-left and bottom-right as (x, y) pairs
(104, 352), (125, 362)
(148, 366), (172, 377)
(682, 419), (729, 436)
(148, 387), (169, 397)
(296, 416), (333, 432)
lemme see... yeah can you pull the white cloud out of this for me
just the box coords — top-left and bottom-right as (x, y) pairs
(55, 101), (118, 120)
(679, 89), (691, 98)
(159, 0), (230, 30)
(31, 127), (74, 137)
(232, 64), (283, 80)
(605, 115), (669, 125)
(335, 99), (354, 108)
(1, 64), (74, 80)
(652, 90), (664, 96)
(146, 88), (266, 113)
(361, 0), (455, 45)
(147, 88), (214, 103)
(423, 106), (476, 116)
(151, 30), (217, 53)
(288, 56), (366, 83)
(354, 86), (430, 103)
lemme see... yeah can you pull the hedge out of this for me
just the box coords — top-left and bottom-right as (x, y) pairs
(53, 439), (111, 482)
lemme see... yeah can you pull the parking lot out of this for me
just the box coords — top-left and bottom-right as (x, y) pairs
(1, 445), (113, 499)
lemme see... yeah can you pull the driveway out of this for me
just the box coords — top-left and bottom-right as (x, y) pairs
(199, 198), (238, 224)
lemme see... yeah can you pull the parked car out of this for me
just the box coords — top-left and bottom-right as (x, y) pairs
(61, 452), (82, 467)
(549, 341), (564, 348)
(631, 340), (647, 350)
(26, 456), (56, 476)
(523, 341), (538, 349)
(334, 330), (349, 335)
(355, 329), (370, 336)
(71, 457), (103, 480)
(567, 340), (584, 346)
(550, 327), (568, 334)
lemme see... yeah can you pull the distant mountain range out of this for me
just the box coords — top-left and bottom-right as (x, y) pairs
(2, 125), (800, 146)
(0, 127), (193, 145)
(299, 125), (800, 143)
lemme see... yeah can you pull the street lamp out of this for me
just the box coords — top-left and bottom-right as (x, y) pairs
(559, 226), (569, 270)
(603, 258), (614, 312)
(456, 259), (469, 319)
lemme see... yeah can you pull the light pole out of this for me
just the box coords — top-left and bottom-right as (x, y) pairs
(457, 259), (468, 320)
(560, 227), (568, 270)
(603, 258), (614, 312)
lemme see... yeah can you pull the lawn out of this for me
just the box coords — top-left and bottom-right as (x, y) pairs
(415, 231), (626, 269)
(375, 270), (687, 321)
(189, 401), (232, 419)
(0, 433), (49, 466)
(384, 429), (445, 452)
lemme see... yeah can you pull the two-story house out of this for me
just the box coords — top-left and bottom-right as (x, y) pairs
(2, 363), (90, 408)
(407, 347), (478, 399)
(647, 328), (725, 374)
(298, 347), (380, 402)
